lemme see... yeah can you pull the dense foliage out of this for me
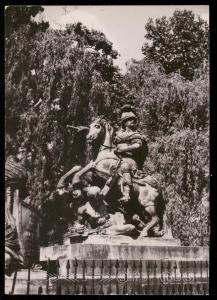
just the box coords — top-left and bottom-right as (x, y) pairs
(5, 5), (49, 37)
(5, 7), (209, 246)
(5, 11), (127, 208)
(142, 10), (209, 80)
(124, 58), (209, 245)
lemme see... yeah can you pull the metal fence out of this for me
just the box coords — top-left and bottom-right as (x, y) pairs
(39, 259), (209, 295)
(9, 259), (209, 295)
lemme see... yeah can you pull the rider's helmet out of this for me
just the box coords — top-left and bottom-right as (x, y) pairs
(120, 104), (138, 125)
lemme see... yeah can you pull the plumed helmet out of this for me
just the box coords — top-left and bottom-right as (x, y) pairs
(120, 104), (138, 124)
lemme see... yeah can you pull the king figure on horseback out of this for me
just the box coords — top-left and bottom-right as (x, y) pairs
(100, 105), (147, 204)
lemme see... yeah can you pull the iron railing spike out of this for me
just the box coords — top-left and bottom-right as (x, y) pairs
(74, 258), (78, 267)
(66, 260), (70, 270)
(205, 260), (209, 268)
(160, 260), (164, 271)
(92, 259), (95, 268)
(124, 259), (128, 269)
(56, 259), (60, 269)
(47, 258), (51, 271)
(194, 260), (197, 268)
(197, 283), (201, 295)
(200, 261), (203, 279)
(82, 259), (86, 268)
(184, 283), (188, 295)
(109, 259), (112, 272)
(180, 260), (183, 280)
(160, 260), (164, 280)
(154, 260), (157, 268)
(189, 283), (193, 295)
(132, 260), (136, 269)
(100, 259), (104, 269)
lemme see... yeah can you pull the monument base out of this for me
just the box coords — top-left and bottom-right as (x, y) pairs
(40, 235), (208, 262)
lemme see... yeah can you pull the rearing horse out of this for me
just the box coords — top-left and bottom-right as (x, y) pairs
(69, 117), (171, 237)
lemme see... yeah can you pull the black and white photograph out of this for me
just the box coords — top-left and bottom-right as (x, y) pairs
(4, 4), (209, 295)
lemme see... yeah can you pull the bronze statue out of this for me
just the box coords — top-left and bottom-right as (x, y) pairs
(57, 105), (171, 238)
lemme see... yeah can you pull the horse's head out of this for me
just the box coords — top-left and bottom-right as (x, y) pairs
(86, 116), (113, 146)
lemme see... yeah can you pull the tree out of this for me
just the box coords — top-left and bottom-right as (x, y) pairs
(124, 58), (209, 245)
(5, 20), (126, 211)
(5, 5), (49, 37)
(142, 10), (209, 80)
(5, 6), (49, 148)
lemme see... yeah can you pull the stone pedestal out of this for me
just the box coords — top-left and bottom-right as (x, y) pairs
(40, 235), (208, 262)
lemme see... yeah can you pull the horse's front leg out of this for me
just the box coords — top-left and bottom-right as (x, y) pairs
(139, 205), (160, 237)
(72, 161), (96, 189)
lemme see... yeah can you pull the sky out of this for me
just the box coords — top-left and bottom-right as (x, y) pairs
(38, 5), (209, 73)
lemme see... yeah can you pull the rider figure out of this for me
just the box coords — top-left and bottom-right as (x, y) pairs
(100, 105), (144, 203)
(114, 105), (143, 203)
